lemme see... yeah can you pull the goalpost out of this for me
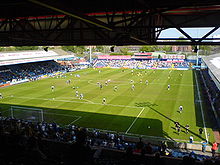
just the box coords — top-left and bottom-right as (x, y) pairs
(10, 106), (44, 122)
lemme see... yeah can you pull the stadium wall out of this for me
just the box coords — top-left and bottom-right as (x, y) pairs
(208, 69), (220, 90)
(10, 79), (29, 85)
(101, 66), (189, 70)
(0, 83), (10, 87)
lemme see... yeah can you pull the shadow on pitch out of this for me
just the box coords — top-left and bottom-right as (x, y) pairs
(192, 70), (217, 131)
(0, 102), (164, 138)
(0, 99), (208, 143)
(135, 101), (208, 142)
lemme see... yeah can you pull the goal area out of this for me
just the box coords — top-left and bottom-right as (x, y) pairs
(9, 106), (82, 125)
(10, 106), (44, 122)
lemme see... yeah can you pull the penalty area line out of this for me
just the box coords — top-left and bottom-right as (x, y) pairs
(69, 116), (82, 125)
(58, 97), (94, 104)
(125, 108), (145, 134)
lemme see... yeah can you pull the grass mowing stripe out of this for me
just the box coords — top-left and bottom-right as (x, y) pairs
(9, 96), (140, 109)
(125, 108), (145, 134)
(194, 71), (208, 142)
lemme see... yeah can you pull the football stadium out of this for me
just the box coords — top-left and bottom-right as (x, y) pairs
(1, 48), (220, 163)
(0, 0), (220, 165)
(0, 51), (215, 142)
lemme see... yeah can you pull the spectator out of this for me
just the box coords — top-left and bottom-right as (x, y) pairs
(0, 61), (67, 84)
(93, 142), (102, 163)
(120, 145), (134, 165)
(201, 140), (208, 153)
(134, 137), (144, 153)
(145, 142), (153, 154)
(153, 152), (165, 165)
(211, 142), (218, 157)
(25, 136), (47, 161)
(93, 59), (189, 69)
(0, 112), (216, 164)
(160, 141), (168, 155)
(180, 155), (195, 165)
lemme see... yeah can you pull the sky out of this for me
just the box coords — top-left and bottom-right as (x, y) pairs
(159, 27), (220, 39)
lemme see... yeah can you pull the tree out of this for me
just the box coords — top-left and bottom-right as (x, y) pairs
(120, 47), (128, 54)
(176, 36), (186, 42)
(95, 46), (104, 52)
(61, 46), (86, 56)
(76, 46), (86, 54)
(140, 45), (158, 52)
(61, 46), (76, 52)
(162, 45), (172, 52)
(199, 45), (212, 56)
(15, 46), (39, 51)
(0, 46), (16, 51)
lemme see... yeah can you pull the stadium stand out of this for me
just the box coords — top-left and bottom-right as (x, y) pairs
(0, 49), (75, 86)
(198, 69), (220, 144)
(200, 69), (220, 116)
(0, 61), (67, 85)
(93, 59), (189, 69)
(93, 53), (189, 69)
(201, 54), (220, 139)
(0, 116), (219, 165)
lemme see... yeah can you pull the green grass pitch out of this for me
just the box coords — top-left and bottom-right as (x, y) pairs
(0, 68), (214, 143)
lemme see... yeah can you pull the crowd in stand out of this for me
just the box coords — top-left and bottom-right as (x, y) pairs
(0, 60), (190, 85)
(0, 114), (219, 165)
(200, 69), (220, 127)
(94, 60), (189, 69)
(0, 61), (67, 85)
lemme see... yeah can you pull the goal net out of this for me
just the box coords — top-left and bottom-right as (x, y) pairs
(10, 106), (44, 123)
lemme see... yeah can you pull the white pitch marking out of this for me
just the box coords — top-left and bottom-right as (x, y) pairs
(125, 108), (145, 134)
(10, 96), (140, 109)
(194, 72), (208, 141)
(69, 116), (82, 125)
(83, 98), (94, 104)
(58, 97), (94, 104)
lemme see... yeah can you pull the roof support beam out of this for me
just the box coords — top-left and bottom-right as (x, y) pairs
(27, 0), (113, 31)
(27, 0), (148, 45)
(198, 26), (219, 43)
(159, 14), (196, 43)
